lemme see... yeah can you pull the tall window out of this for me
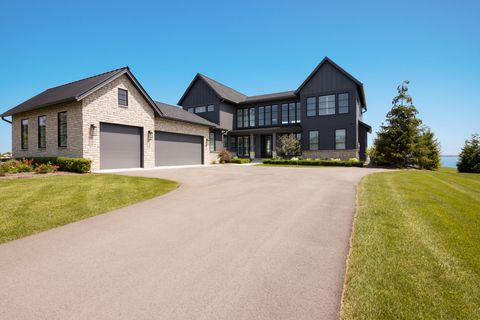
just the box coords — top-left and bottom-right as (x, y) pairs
(258, 106), (265, 126)
(265, 105), (271, 126)
(21, 119), (28, 149)
(309, 131), (319, 150)
(249, 108), (256, 127)
(288, 103), (296, 123)
(296, 102), (301, 123)
(223, 135), (228, 148)
(243, 109), (249, 128)
(118, 89), (128, 106)
(209, 132), (216, 152)
(335, 129), (346, 150)
(338, 93), (349, 114)
(307, 97), (316, 117)
(237, 109), (243, 128)
(230, 136), (237, 152)
(271, 105), (278, 125)
(319, 95), (336, 115)
(237, 136), (250, 157)
(38, 116), (46, 148)
(58, 112), (67, 147)
(281, 104), (289, 124)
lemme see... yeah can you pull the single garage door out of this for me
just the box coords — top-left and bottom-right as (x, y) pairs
(155, 131), (203, 166)
(100, 123), (142, 169)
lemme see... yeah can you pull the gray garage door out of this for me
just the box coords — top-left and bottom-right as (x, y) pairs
(100, 123), (142, 169)
(155, 131), (203, 166)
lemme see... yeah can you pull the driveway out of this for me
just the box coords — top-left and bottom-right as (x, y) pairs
(0, 165), (383, 320)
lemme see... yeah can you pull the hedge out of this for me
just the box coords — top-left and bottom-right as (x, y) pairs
(262, 159), (364, 167)
(21, 157), (92, 173)
(228, 158), (252, 164)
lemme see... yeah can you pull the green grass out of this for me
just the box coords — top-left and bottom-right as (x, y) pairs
(0, 174), (178, 243)
(341, 169), (480, 319)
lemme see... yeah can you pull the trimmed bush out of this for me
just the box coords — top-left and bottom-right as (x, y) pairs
(19, 157), (91, 173)
(228, 158), (251, 164)
(262, 159), (364, 167)
(34, 162), (58, 174)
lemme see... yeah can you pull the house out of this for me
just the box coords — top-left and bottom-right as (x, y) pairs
(1, 57), (371, 171)
(178, 57), (371, 161)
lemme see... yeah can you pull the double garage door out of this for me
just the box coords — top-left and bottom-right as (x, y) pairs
(99, 123), (203, 169)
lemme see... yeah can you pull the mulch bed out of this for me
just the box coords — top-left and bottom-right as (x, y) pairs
(0, 171), (80, 180)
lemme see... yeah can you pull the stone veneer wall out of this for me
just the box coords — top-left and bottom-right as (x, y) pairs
(302, 149), (359, 160)
(11, 101), (83, 159)
(154, 118), (214, 165)
(82, 74), (155, 171)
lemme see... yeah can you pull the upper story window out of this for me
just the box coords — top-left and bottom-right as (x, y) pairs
(319, 95), (335, 115)
(335, 129), (346, 150)
(265, 105), (272, 126)
(258, 106), (265, 126)
(243, 109), (249, 128)
(195, 106), (206, 113)
(187, 107), (194, 113)
(271, 105), (278, 125)
(309, 131), (319, 150)
(58, 112), (67, 148)
(338, 93), (349, 114)
(237, 109), (243, 128)
(38, 115), (46, 149)
(192, 104), (214, 113)
(281, 104), (288, 124)
(21, 119), (28, 150)
(282, 102), (301, 124)
(249, 108), (255, 127)
(307, 97), (317, 117)
(207, 104), (214, 112)
(118, 89), (128, 106)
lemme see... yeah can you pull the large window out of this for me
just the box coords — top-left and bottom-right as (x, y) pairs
(58, 112), (67, 147)
(243, 109), (249, 128)
(237, 136), (250, 157)
(319, 95), (336, 115)
(237, 109), (243, 128)
(230, 136), (237, 152)
(281, 104), (289, 124)
(338, 93), (349, 114)
(309, 131), (319, 150)
(265, 105), (272, 126)
(282, 102), (301, 124)
(249, 108), (256, 127)
(209, 132), (216, 152)
(118, 89), (128, 106)
(21, 119), (28, 150)
(38, 116), (46, 149)
(272, 105), (278, 125)
(296, 102), (301, 123)
(335, 129), (346, 150)
(258, 106), (265, 126)
(307, 97), (317, 117)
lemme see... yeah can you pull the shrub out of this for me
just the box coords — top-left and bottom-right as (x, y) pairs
(0, 159), (19, 174)
(0, 166), (5, 177)
(15, 159), (34, 173)
(262, 159), (364, 167)
(457, 133), (480, 173)
(217, 149), (232, 164)
(228, 158), (251, 164)
(18, 157), (91, 173)
(34, 162), (58, 174)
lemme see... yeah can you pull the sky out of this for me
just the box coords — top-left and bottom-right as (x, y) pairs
(0, 0), (479, 155)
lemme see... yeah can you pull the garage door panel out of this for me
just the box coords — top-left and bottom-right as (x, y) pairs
(100, 123), (142, 169)
(155, 131), (202, 166)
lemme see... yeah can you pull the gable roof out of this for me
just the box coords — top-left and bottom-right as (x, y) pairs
(295, 57), (367, 110)
(1, 67), (162, 117)
(154, 101), (217, 127)
(177, 73), (247, 105)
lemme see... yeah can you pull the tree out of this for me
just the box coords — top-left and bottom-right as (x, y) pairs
(415, 127), (441, 170)
(277, 134), (301, 158)
(457, 133), (480, 173)
(371, 81), (423, 168)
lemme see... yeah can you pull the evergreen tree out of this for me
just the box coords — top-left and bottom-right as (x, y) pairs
(415, 127), (441, 170)
(371, 81), (422, 167)
(457, 133), (480, 173)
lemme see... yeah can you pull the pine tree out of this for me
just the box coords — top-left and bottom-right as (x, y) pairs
(416, 127), (441, 170)
(457, 133), (480, 173)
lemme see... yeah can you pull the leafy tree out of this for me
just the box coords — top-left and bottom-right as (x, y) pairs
(277, 133), (301, 158)
(415, 127), (441, 170)
(371, 81), (424, 168)
(457, 133), (480, 173)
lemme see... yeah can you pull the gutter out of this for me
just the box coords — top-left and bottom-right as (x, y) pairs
(1, 116), (12, 124)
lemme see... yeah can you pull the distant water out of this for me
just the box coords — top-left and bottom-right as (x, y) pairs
(441, 155), (459, 168)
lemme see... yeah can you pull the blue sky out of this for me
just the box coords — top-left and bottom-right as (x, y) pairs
(1, 0), (479, 155)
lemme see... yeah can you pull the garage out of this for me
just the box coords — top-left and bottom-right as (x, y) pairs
(100, 123), (143, 169)
(155, 131), (203, 166)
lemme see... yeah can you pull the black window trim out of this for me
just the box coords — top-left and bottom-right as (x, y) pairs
(306, 96), (317, 117)
(57, 111), (67, 148)
(335, 128), (347, 150)
(21, 118), (28, 150)
(118, 88), (128, 106)
(338, 92), (349, 114)
(38, 115), (46, 149)
(318, 94), (336, 116)
(309, 130), (319, 151)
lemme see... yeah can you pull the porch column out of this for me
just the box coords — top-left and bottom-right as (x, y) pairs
(249, 133), (255, 159)
(272, 132), (277, 158)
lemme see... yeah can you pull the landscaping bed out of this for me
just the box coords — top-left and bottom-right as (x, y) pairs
(262, 158), (364, 167)
(0, 157), (91, 178)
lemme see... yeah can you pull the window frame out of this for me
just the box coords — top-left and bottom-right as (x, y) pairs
(306, 96), (317, 117)
(57, 111), (67, 148)
(249, 107), (256, 127)
(207, 104), (214, 112)
(258, 106), (265, 126)
(21, 119), (28, 150)
(319, 94), (336, 115)
(265, 105), (272, 126)
(335, 129), (347, 150)
(187, 107), (194, 113)
(118, 88), (128, 106)
(38, 115), (46, 149)
(195, 106), (206, 113)
(338, 93), (349, 114)
(309, 131), (319, 151)
(237, 109), (243, 128)
(243, 109), (249, 128)
(209, 132), (216, 152)
(271, 105), (278, 125)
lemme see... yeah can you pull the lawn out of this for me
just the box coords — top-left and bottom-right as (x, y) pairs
(341, 168), (480, 319)
(0, 174), (178, 244)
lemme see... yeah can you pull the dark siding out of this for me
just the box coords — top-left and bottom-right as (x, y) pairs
(180, 78), (221, 124)
(358, 125), (368, 161)
(219, 101), (236, 130)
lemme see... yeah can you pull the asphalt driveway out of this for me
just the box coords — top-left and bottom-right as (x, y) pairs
(0, 165), (383, 319)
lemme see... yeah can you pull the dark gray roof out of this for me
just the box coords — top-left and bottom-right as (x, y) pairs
(359, 120), (372, 133)
(241, 91), (297, 104)
(1, 67), (162, 117)
(154, 101), (216, 127)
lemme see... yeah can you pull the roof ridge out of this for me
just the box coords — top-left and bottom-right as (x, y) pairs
(198, 73), (247, 97)
(247, 90), (296, 98)
(45, 66), (128, 91)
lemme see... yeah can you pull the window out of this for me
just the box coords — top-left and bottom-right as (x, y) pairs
(243, 109), (249, 128)
(237, 136), (250, 157)
(265, 105), (271, 126)
(187, 107), (194, 113)
(258, 106), (265, 126)
(319, 94), (336, 115)
(207, 104), (214, 112)
(21, 119), (28, 149)
(335, 129), (346, 149)
(195, 106), (206, 113)
(58, 112), (67, 147)
(38, 116), (46, 148)
(230, 136), (237, 152)
(118, 89), (128, 106)
(289, 103), (296, 123)
(338, 93), (349, 114)
(296, 102), (301, 123)
(249, 108), (255, 127)
(271, 105), (278, 125)
(223, 135), (228, 148)
(237, 109), (243, 128)
(281, 104), (289, 124)
(307, 97), (316, 117)
(209, 132), (216, 152)
(309, 131), (319, 150)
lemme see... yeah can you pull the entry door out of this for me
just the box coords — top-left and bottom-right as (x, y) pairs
(262, 135), (273, 158)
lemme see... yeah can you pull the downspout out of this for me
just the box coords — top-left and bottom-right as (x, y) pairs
(1, 116), (12, 124)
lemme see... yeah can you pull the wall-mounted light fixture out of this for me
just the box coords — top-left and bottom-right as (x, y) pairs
(89, 124), (97, 137)
(147, 130), (154, 141)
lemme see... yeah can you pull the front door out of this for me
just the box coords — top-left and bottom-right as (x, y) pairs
(262, 135), (273, 158)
